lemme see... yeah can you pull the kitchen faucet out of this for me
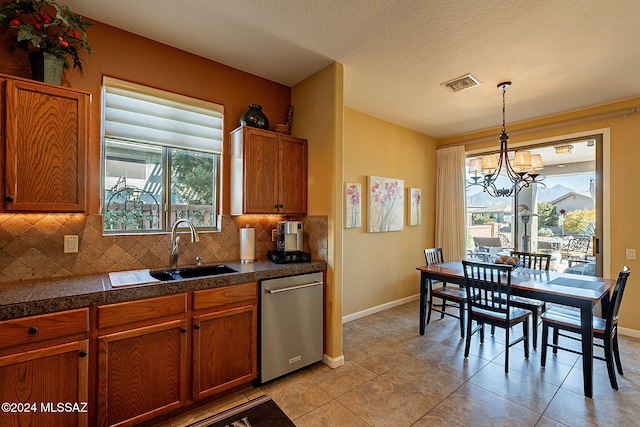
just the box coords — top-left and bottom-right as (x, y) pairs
(170, 219), (200, 268)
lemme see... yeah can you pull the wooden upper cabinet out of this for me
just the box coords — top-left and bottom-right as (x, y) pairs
(2, 77), (89, 212)
(230, 126), (307, 215)
(279, 134), (308, 215)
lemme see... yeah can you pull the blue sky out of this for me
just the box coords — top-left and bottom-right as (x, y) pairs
(543, 173), (595, 192)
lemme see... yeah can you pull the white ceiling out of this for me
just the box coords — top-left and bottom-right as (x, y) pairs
(63, 0), (640, 139)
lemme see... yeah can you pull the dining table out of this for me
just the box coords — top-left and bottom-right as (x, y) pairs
(416, 260), (615, 398)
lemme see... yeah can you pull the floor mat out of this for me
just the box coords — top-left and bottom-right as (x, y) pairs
(187, 395), (295, 427)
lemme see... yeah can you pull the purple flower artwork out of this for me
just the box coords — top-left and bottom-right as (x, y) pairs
(345, 183), (362, 228)
(409, 187), (422, 226)
(367, 176), (404, 232)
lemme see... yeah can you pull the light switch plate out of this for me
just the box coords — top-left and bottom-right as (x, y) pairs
(625, 248), (636, 260)
(64, 235), (79, 253)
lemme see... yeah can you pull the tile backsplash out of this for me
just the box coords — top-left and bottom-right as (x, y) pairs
(0, 214), (327, 283)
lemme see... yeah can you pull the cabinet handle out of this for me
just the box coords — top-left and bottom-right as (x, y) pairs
(279, 204), (284, 208)
(274, 204), (279, 208)
(79, 351), (88, 358)
(28, 326), (39, 334)
(180, 327), (188, 333)
(5, 196), (14, 202)
(194, 323), (201, 330)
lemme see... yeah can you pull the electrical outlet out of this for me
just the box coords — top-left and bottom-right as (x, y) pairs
(272, 229), (277, 241)
(625, 248), (636, 260)
(64, 235), (79, 253)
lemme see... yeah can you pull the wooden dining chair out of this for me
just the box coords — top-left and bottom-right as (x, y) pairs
(506, 251), (551, 349)
(424, 248), (466, 338)
(462, 260), (531, 373)
(541, 267), (631, 390)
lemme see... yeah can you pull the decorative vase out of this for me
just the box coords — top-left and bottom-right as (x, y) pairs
(29, 51), (64, 85)
(240, 104), (269, 130)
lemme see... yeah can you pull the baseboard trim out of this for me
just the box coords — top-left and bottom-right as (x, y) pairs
(322, 354), (344, 369)
(340, 293), (640, 346)
(342, 294), (420, 324)
(619, 327), (640, 339)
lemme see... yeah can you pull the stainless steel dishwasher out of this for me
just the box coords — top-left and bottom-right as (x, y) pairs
(259, 272), (323, 383)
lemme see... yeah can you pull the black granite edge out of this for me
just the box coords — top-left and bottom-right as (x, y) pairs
(0, 261), (327, 321)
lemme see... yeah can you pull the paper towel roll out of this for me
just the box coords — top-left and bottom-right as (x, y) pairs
(239, 227), (255, 263)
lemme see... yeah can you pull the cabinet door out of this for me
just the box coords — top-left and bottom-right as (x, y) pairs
(243, 129), (280, 213)
(4, 80), (88, 212)
(279, 136), (308, 214)
(192, 304), (257, 400)
(97, 320), (188, 427)
(0, 340), (89, 427)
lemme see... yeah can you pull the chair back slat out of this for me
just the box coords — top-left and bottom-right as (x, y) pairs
(607, 267), (631, 326)
(510, 251), (551, 271)
(424, 248), (444, 266)
(462, 260), (513, 315)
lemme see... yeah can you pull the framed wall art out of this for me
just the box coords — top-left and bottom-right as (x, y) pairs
(408, 187), (422, 226)
(367, 175), (404, 233)
(345, 182), (362, 228)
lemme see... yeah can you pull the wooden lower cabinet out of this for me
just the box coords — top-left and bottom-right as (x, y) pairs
(96, 294), (188, 427)
(192, 282), (258, 400)
(97, 319), (189, 427)
(193, 304), (257, 399)
(0, 283), (260, 426)
(96, 285), (258, 426)
(0, 340), (89, 427)
(0, 308), (90, 427)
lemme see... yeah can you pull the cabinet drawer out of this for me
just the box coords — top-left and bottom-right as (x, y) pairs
(98, 294), (187, 330)
(0, 308), (89, 350)
(193, 283), (257, 311)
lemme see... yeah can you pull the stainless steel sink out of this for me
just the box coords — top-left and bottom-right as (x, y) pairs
(149, 264), (237, 281)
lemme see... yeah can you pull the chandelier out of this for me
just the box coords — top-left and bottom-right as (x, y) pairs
(467, 82), (545, 197)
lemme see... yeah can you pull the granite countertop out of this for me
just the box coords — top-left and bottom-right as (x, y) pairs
(0, 260), (327, 321)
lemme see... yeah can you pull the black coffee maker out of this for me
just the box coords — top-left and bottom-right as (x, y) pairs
(268, 221), (311, 263)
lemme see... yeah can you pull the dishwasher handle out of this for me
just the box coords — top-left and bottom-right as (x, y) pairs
(265, 281), (323, 294)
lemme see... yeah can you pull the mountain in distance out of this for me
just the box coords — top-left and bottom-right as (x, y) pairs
(467, 184), (574, 207)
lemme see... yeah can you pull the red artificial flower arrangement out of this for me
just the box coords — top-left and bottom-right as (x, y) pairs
(0, 0), (91, 70)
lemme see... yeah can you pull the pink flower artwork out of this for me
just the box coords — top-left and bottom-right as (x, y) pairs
(345, 183), (362, 228)
(409, 188), (422, 226)
(367, 176), (404, 232)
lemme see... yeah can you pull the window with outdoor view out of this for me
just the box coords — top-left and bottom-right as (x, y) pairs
(102, 77), (223, 233)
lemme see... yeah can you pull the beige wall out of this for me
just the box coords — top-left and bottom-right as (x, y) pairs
(440, 98), (640, 334)
(343, 108), (437, 316)
(292, 63), (344, 362)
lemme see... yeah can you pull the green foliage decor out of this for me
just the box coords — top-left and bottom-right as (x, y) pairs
(472, 214), (497, 225)
(563, 208), (595, 235)
(537, 201), (559, 228)
(0, 0), (91, 69)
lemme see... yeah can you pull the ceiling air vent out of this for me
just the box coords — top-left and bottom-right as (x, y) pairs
(441, 74), (481, 93)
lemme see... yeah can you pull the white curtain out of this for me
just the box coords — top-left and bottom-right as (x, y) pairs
(435, 145), (467, 261)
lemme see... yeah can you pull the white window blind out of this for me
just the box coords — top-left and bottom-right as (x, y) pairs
(103, 77), (223, 154)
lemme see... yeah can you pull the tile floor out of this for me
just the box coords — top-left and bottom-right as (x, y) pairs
(160, 299), (640, 426)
